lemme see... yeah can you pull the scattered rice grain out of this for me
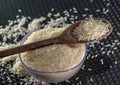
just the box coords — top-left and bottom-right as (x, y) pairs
(90, 77), (93, 82)
(82, 14), (87, 17)
(51, 8), (55, 11)
(107, 50), (111, 55)
(96, 9), (100, 12)
(18, 9), (22, 13)
(47, 12), (52, 17)
(107, 3), (110, 6)
(66, 80), (71, 83)
(79, 81), (82, 84)
(85, 8), (89, 11)
(75, 77), (79, 80)
(88, 68), (92, 71)
(114, 61), (117, 64)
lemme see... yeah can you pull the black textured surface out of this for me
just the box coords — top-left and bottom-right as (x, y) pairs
(0, 0), (120, 85)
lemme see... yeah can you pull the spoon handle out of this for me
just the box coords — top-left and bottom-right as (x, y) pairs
(0, 37), (61, 58)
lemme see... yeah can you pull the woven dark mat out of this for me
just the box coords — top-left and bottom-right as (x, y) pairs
(0, 0), (120, 85)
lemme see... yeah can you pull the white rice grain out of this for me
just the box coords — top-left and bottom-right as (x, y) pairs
(18, 9), (22, 13)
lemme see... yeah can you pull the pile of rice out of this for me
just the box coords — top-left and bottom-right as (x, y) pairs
(73, 19), (111, 41)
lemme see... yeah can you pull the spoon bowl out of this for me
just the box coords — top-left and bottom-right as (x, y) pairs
(60, 18), (113, 43)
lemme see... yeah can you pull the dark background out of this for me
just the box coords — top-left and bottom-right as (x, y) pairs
(0, 0), (120, 85)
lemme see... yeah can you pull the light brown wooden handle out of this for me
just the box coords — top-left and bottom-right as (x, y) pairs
(0, 37), (61, 58)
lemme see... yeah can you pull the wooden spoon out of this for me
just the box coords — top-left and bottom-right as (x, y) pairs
(0, 18), (113, 58)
